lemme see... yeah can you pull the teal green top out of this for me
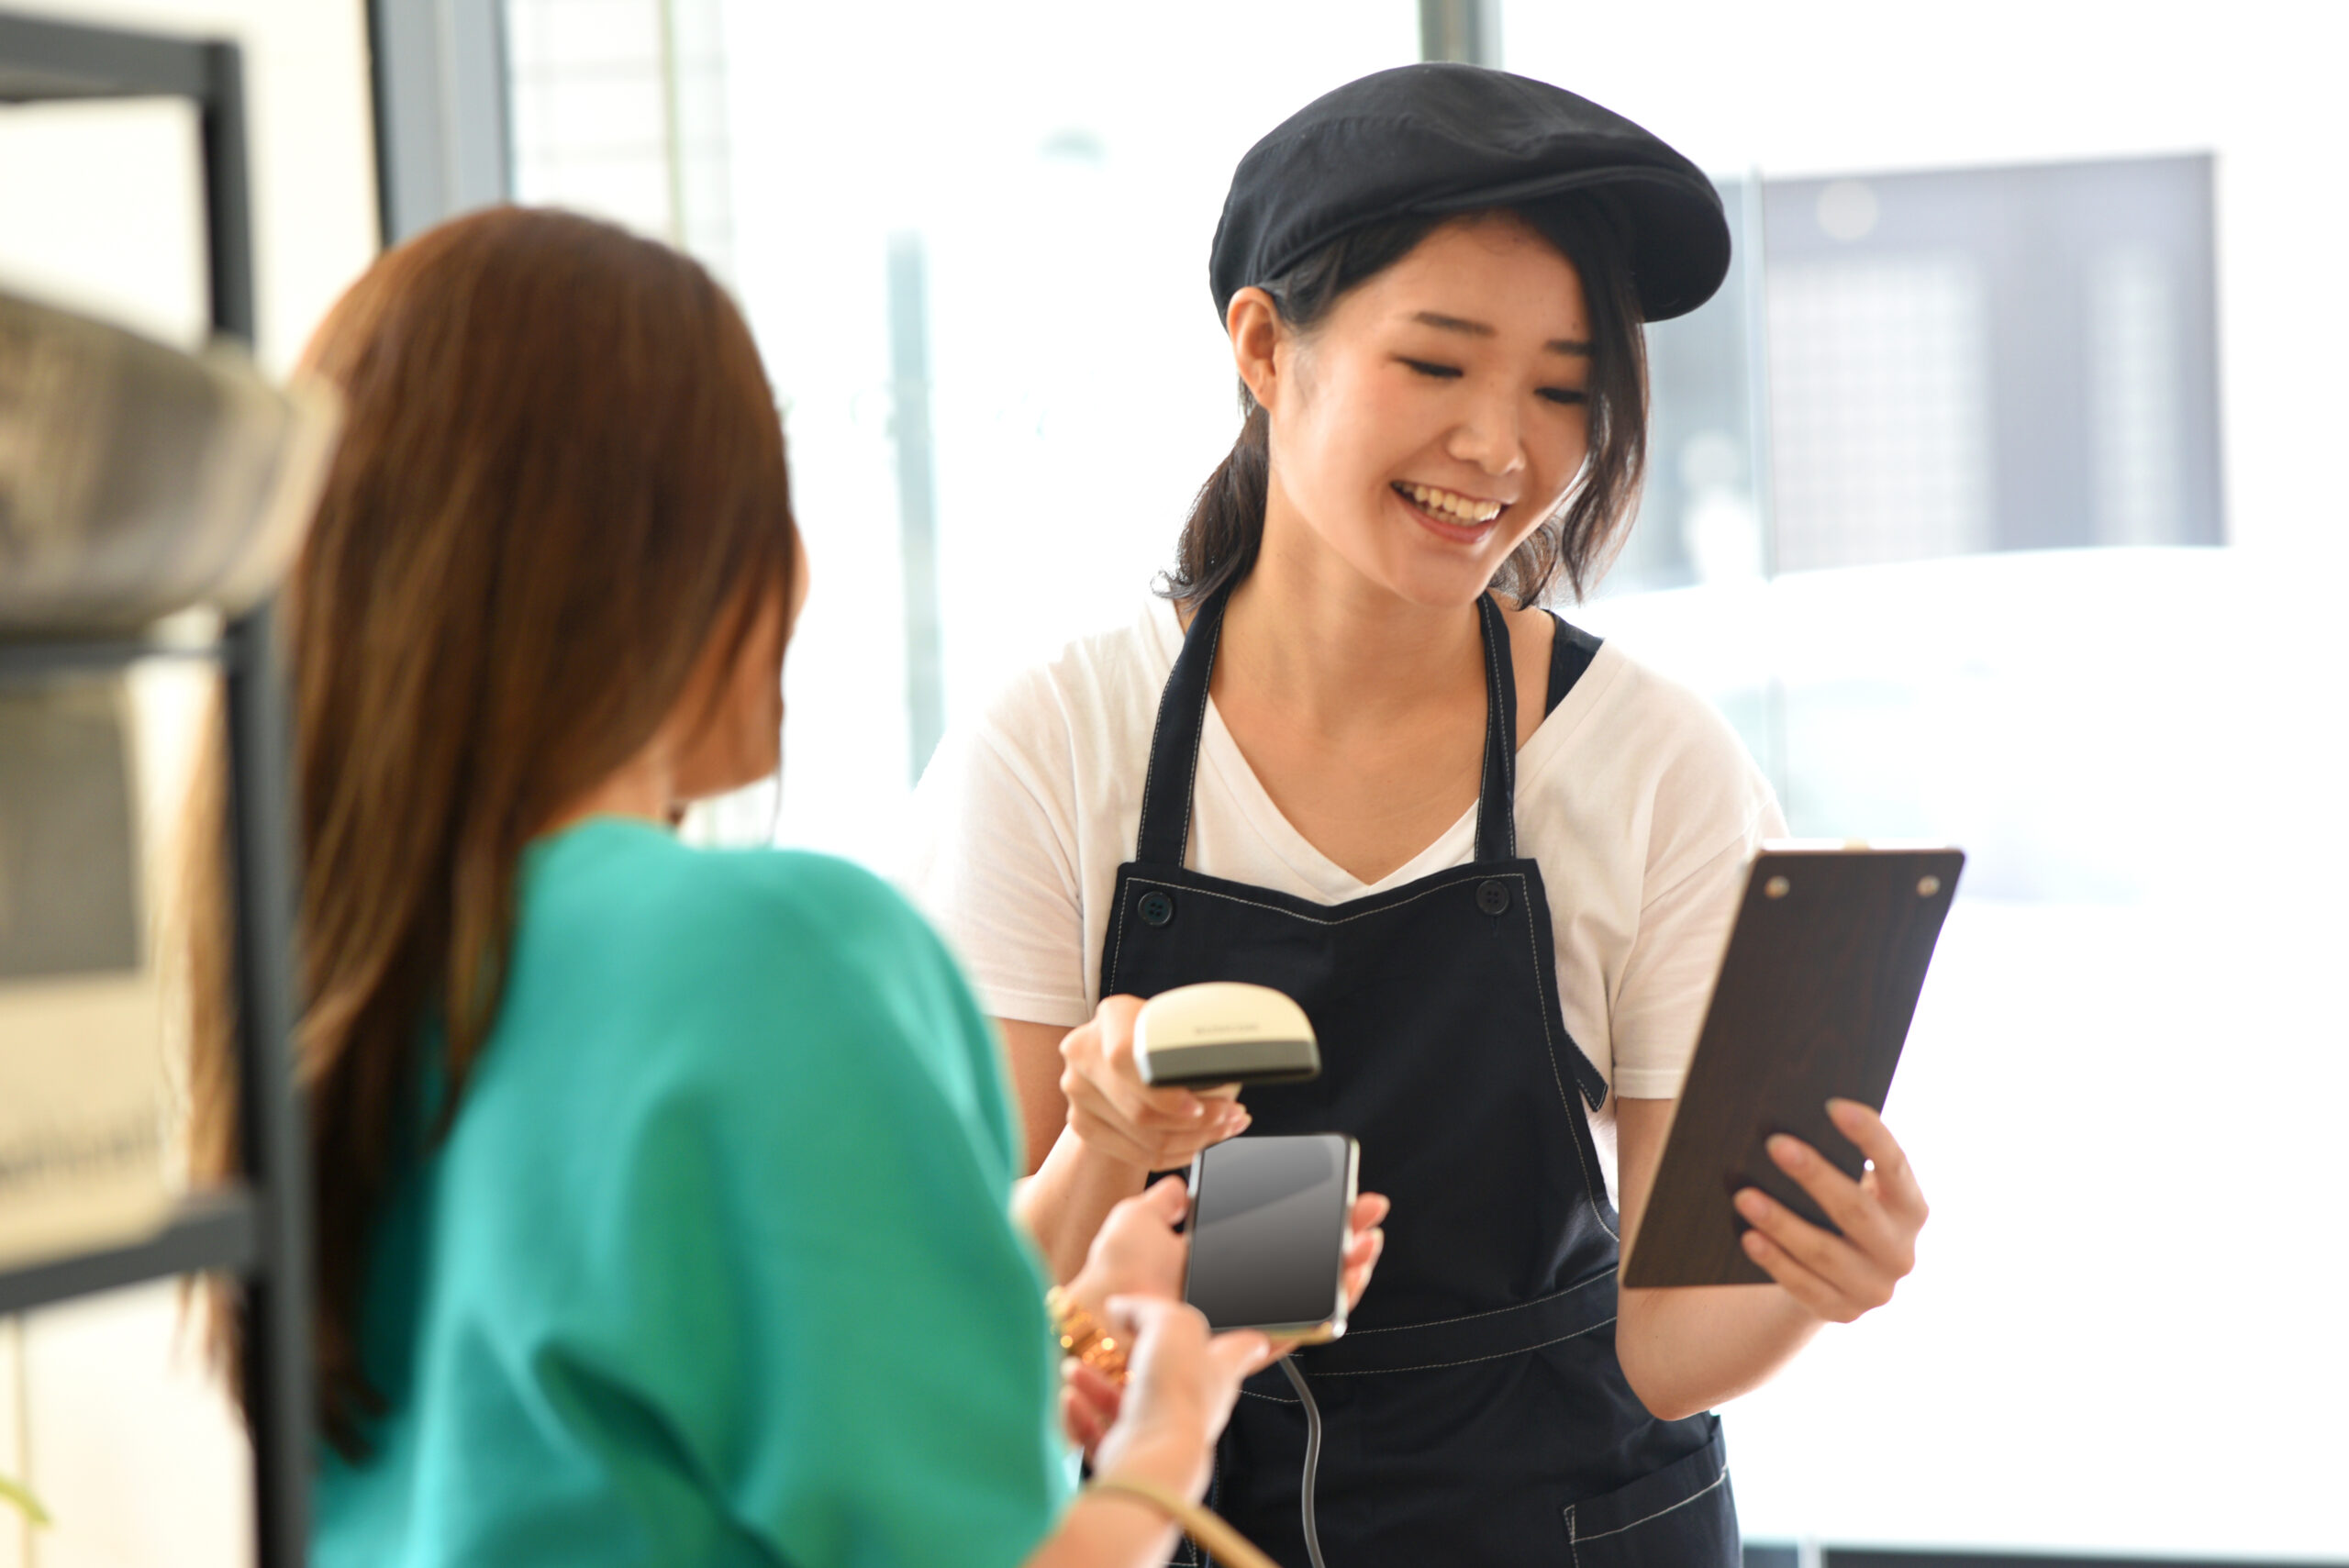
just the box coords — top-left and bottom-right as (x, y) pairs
(314, 819), (1069, 1568)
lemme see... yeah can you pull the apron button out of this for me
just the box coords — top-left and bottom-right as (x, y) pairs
(1475, 878), (1511, 916)
(1139, 891), (1175, 927)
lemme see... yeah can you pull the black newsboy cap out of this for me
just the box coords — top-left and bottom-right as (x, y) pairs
(1209, 63), (1731, 324)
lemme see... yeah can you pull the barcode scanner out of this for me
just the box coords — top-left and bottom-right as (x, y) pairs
(1133, 982), (1321, 1088)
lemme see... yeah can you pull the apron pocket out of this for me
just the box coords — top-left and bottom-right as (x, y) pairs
(1563, 1416), (1738, 1567)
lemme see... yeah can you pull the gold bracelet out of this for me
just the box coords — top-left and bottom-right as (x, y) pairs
(1086, 1475), (1280, 1568)
(1044, 1285), (1129, 1387)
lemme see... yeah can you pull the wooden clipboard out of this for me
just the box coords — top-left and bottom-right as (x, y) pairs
(1621, 844), (1964, 1289)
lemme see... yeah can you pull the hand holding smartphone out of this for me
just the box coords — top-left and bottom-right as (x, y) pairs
(1182, 1133), (1360, 1343)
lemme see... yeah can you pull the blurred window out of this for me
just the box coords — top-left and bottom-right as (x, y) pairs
(503, 0), (1421, 855)
(506, 0), (735, 278)
(1621, 156), (2221, 596)
(1768, 158), (2221, 562)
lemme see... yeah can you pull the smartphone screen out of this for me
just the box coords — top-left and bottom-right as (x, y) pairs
(1184, 1134), (1354, 1334)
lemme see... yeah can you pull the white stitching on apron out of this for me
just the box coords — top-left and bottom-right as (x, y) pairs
(1311, 1315), (1617, 1378)
(1118, 872), (1487, 929)
(1567, 1467), (1730, 1547)
(1335, 1269), (1615, 1335)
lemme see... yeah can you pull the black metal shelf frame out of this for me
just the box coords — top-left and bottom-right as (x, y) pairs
(0, 1190), (260, 1318)
(0, 11), (253, 339)
(1, 10), (310, 1566)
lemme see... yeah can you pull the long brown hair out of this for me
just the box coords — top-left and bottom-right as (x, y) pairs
(187, 206), (797, 1454)
(1167, 195), (1649, 608)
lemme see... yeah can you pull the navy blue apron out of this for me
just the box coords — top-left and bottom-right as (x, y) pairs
(1101, 583), (1740, 1566)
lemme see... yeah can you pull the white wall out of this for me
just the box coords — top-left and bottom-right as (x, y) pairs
(0, 4), (378, 1562)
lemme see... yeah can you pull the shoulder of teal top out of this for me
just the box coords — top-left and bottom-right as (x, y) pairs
(320, 818), (1066, 1568)
(514, 817), (1024, 1183)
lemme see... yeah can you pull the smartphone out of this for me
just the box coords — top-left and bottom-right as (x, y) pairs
(1183, 1133), (1359, 1342)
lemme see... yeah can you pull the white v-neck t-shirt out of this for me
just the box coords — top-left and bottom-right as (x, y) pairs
(902, 596), (1786, 1126)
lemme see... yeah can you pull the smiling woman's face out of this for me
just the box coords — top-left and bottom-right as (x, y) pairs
(1250, 213), (1594, 607)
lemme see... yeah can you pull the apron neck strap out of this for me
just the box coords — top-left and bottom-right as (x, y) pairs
(1132, 583), (1230, 869)
(1133, 583), (1520, 869)
(1472, 589), (1519, 863)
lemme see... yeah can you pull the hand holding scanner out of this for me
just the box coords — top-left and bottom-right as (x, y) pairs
(1135, 982), (1320, 1088)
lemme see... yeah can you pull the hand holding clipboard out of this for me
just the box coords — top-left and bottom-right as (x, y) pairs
(1622, 845), (1956, 1316)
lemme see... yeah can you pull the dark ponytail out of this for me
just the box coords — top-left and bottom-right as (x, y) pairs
(1166, 195), (1649, 609)
(1174, 400), (1274, 602)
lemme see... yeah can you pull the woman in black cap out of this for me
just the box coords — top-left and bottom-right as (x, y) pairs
(912, 63), (1928, 1565)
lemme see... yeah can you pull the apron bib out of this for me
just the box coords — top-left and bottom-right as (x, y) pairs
(1101, 584), (1740, 1566)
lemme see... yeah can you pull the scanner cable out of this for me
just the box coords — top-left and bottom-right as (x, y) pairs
(1276, 1353), (1328, 1568)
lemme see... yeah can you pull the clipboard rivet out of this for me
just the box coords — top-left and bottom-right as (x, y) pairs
(1917, 875), (1941, 897)
(1763, 875), (1790, 899)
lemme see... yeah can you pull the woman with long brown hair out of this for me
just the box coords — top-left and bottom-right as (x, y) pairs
(187, 206), (1380, 1567)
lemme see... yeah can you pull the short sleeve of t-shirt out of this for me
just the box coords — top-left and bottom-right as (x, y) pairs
(902, 599), (1786, 1111)
(315, 823), (1068, 1568)
(1527, 656), (1787, 1098)
(908, 709), (1095, 1028)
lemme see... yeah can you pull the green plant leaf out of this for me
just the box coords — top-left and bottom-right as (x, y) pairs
(0, 1473), (49, 1528)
